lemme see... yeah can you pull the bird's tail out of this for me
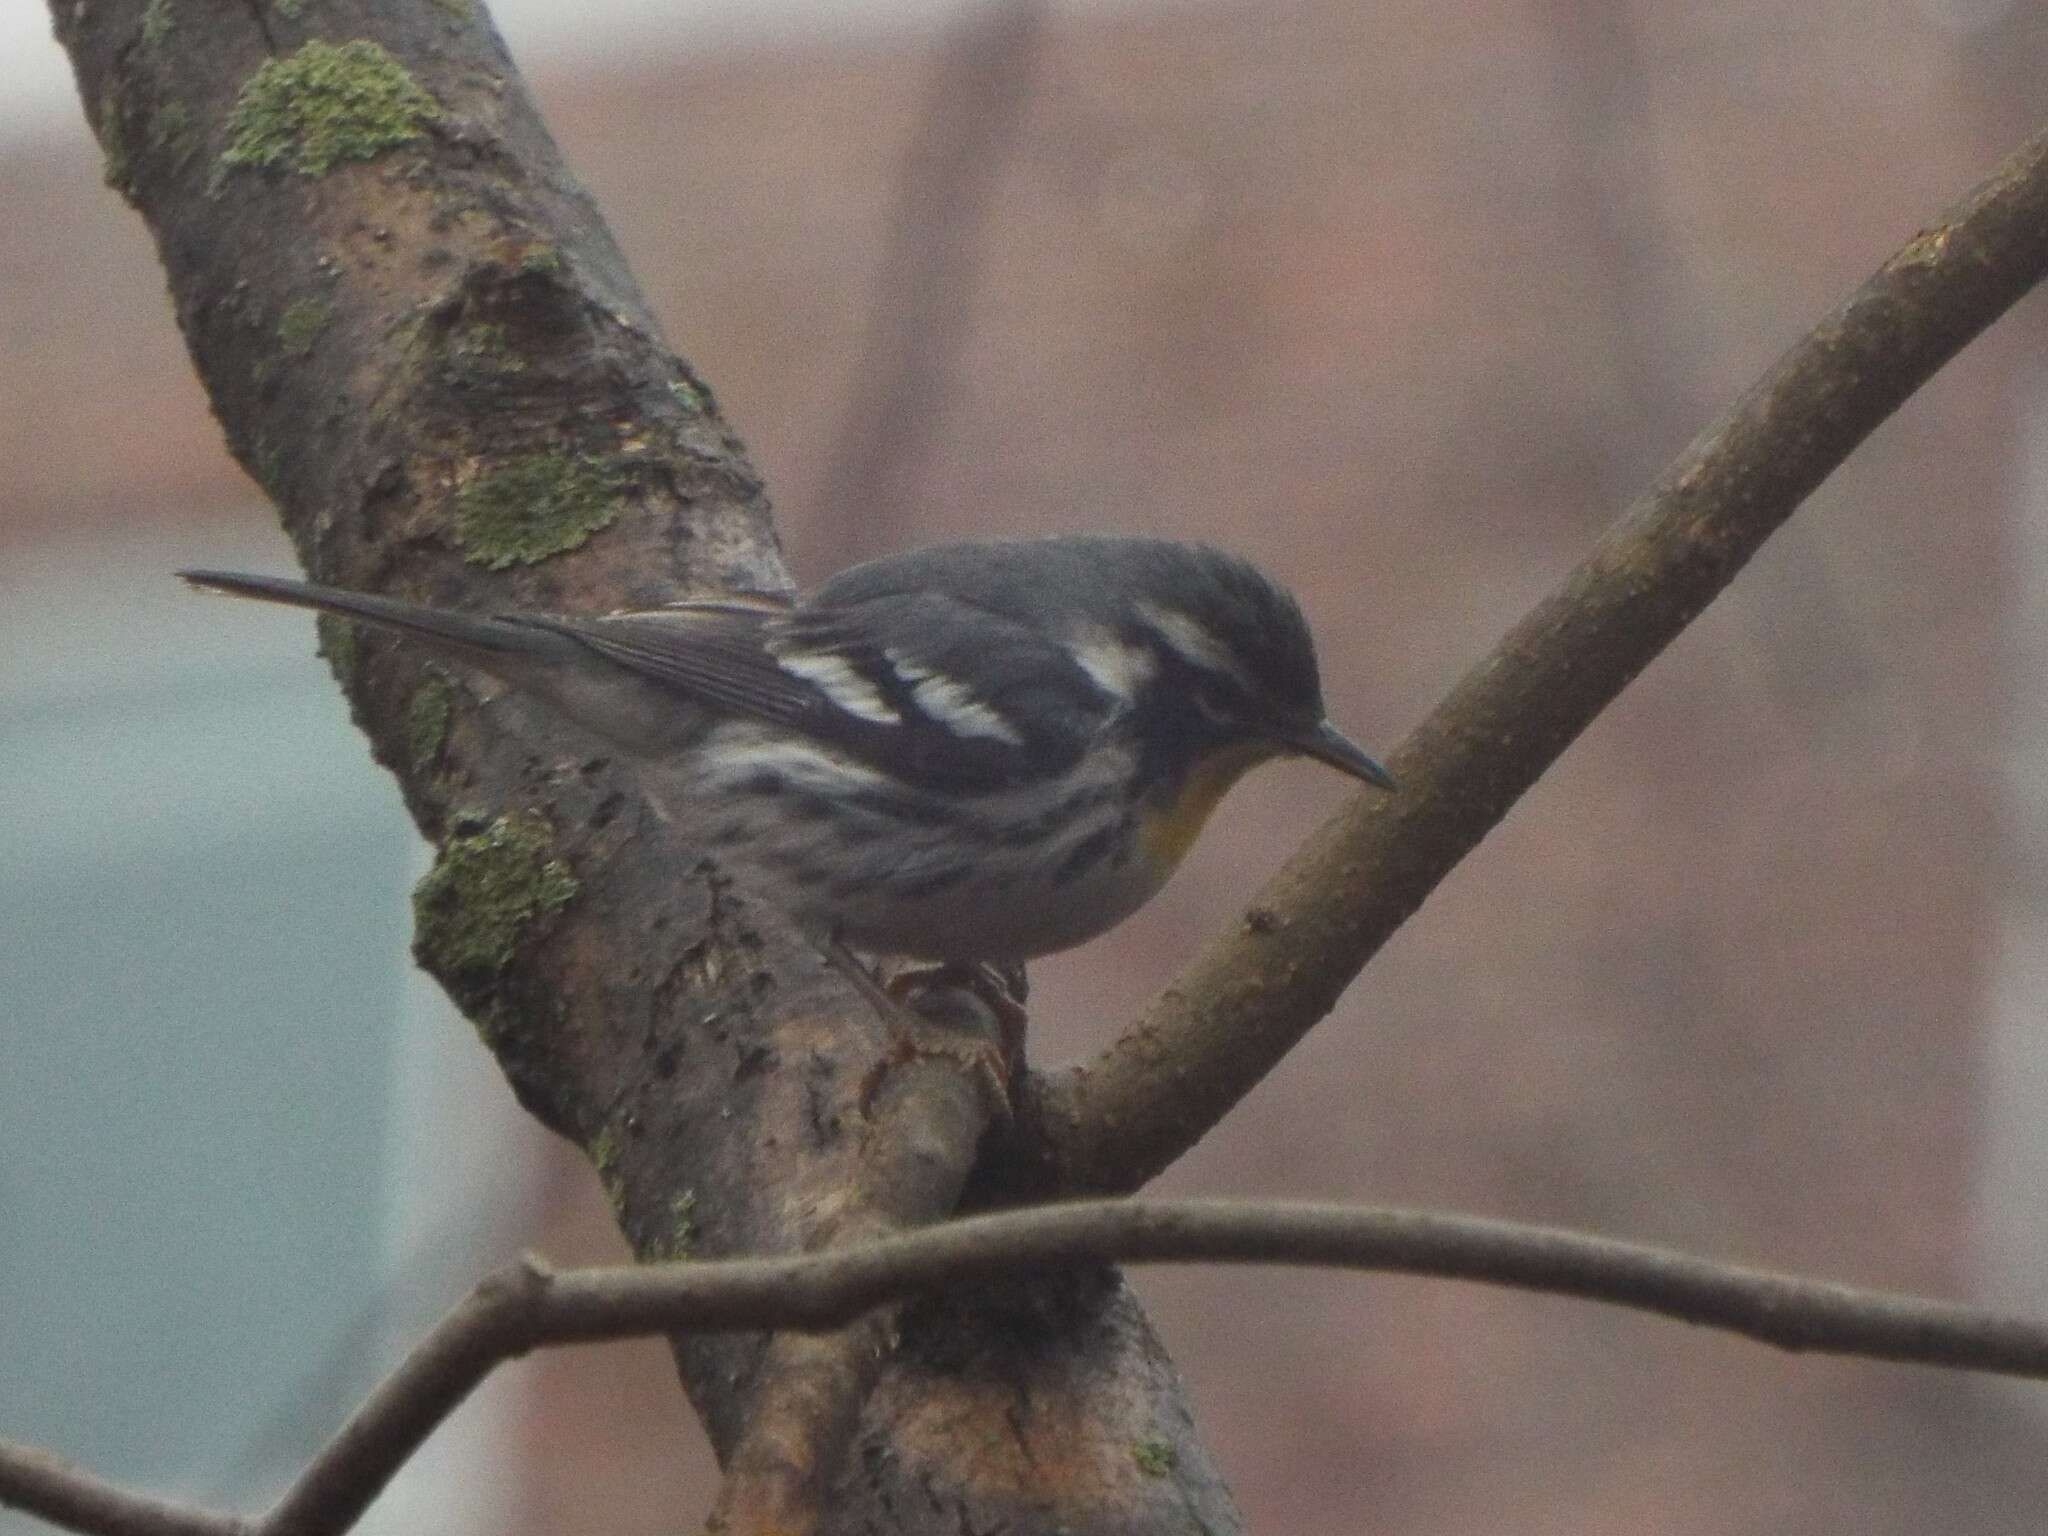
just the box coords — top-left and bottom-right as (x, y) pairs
(179, 570), (570, 662)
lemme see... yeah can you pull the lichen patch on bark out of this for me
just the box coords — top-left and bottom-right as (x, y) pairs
(219, 39), (441, 179)
(453, 451), (623, 568)
(412, 812), (578, 986)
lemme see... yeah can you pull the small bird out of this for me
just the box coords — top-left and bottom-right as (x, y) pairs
(182, 536), (1393, 969)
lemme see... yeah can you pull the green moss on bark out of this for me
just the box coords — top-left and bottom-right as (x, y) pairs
(454, 453), (621, 569)
(1131, 1440), (1177, 1478)
(219, 39), (441, 179)
(405, 675), (456, 775)
(141, 0), (175, 48)
(99, 97), (130, 195)
(315, 613), (358, 682)
(151, 99), (196, 166)
(412, 814), (578, 984)
(444, 320), (527, 381)
(657, 1190), (699, 1257)
(277, 297), (332, 358)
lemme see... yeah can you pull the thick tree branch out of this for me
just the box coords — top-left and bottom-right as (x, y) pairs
(50, 2), (1233, 1530)
(1000, 122), (2048, 1196)
(9, 1197), (2048, 1536)
(706, 993), (1003, 1536)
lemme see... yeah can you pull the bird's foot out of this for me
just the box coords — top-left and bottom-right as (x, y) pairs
(885, 961), (1029, 1074)
(826, 943), (1024, 1123)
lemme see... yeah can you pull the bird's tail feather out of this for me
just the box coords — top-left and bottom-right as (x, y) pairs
(179, 570), (568, 661)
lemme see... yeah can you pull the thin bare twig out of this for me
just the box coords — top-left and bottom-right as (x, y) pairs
(1000, 122), (2048, 1197)
(0, 1446), (246, 1536)
(8, 1196), (2048, 1536)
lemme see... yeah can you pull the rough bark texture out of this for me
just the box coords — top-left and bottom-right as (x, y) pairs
(55, 2), (1238, 1529)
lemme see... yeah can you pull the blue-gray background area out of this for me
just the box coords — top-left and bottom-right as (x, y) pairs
(0, 570), (420, 1521)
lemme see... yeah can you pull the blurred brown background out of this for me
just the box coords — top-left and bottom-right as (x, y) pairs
(4, 1), (2047, 1532)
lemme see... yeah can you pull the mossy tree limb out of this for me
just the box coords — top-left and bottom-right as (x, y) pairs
(51, 2), (1241, 1531)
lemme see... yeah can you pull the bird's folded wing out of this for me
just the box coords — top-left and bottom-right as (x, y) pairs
(518, 592), (1111, 794)
(523, 604), (818, 727)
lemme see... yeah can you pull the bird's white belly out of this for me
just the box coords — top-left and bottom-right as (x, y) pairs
(663, 722), (1161, 962)
(825, 848), (1171, 962)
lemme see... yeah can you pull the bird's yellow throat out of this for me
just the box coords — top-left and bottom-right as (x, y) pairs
(1138, 741), (1277, 871)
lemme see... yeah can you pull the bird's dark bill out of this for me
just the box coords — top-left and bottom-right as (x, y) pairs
(1292, 721), (1396, 790)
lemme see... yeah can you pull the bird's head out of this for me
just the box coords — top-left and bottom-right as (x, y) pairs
(1061, 542), (1394, 863)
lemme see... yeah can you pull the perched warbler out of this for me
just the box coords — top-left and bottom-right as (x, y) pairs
(182, 536), (1393, 967)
